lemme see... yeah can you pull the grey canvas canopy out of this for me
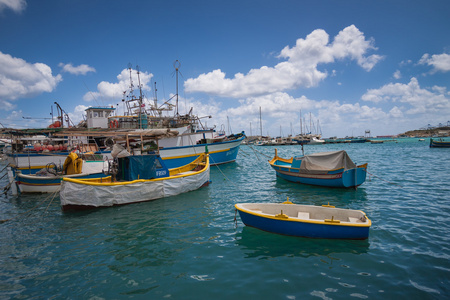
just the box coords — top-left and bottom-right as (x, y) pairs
(299, 150), (356, 174)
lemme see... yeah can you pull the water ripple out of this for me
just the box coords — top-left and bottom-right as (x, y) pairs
(1, 141), (450, 298)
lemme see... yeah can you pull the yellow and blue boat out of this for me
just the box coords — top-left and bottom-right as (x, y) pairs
(235, 201), (371, 239)
(429, 138), (450, 148)
(269, 149), (368, 188)
(60, 153), (210, 211)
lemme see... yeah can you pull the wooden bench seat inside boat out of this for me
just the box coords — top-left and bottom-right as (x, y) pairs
(297, 212), (310, 220)
(175, 171), (196, 176)
(348, 217), (362, 223)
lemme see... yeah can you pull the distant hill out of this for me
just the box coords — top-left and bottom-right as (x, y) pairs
(401, 126), (450, 137)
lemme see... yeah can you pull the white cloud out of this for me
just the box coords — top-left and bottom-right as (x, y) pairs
(217, 76), (450, 137)
(184, 25), (383, 98)
(0, 51), (62, 109)
(361, 77), (450, 115)
(393, 70), (401, 79)
(389, 106), (404, 118)
(83, 68), (153, 102)
(218, 91), (398, 137)
(59, 63), (96, 75)
(328, 25), (383, 71)
(65, 104), (90, 126)
(0, 0), (26, 13)
(418, 53), (450, 73)
(400, 60), (412, 66)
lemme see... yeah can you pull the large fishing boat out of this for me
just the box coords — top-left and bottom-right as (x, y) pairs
(3, 63), (245, 195)
(81, 62), (245, 166)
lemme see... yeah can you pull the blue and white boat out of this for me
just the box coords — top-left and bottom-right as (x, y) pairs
(15, 152), (108, 193)
(269, 149), (367, 188)
(235, 201), (371, 239)
(159, 131), (245, 168)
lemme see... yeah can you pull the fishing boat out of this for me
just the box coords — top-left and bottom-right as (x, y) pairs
(159, 132), (244, 167)
(60, 148), (210, 211)
(269, 149), (367, 188)
(235, 201), (371, 239)
(65, 63), (245, 167)
(429, 138), (450, 148)
(308, 136), (325, 145)
(15, 152), (108, 193)
(370, 140), (384, 144)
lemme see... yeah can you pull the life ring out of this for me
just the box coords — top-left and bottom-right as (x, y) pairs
(110, 119), (119, 128)
(104, 137), (115, 148)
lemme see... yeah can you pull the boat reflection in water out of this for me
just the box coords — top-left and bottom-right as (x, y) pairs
(235, 226), (369, 259)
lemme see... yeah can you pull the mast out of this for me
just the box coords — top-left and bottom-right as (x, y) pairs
(310, 112), (312, 136)
(174, 60), (181, 117)
(136, 65), (143, 129)
(300, 110), (303, 135)
(154, 81), (160, 117)
(259, 106), (262, 138)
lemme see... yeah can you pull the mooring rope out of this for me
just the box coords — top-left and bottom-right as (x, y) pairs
(247, 144), (271, 159)
(0, 164), (9, 174)
(366, 170), (403, 187)
(237, 148), (250, 157)
(44, 190), (59, 213)
(209, 155), (238, 188)
(0, 190), (58, 224)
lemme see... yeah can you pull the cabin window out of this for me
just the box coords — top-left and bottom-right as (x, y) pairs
(90, 112), (93, 118)
(94, 112), (98, 117)
(99, 111), (103, 117)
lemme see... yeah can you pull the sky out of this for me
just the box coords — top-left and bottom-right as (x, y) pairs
(0, 0), (450, 138)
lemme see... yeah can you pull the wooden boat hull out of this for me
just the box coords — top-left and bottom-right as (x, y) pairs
(17, 172), (108, 193)
(160, 136), (244, 168)
(235, 203), (371, 239)
(269, 149), (367, 188)
(272, 165), (367, 188)
(60, 155), (210, 210)
(430, 138), (450, 148)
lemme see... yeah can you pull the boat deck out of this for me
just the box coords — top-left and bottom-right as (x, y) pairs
(248, 205), (367, 224)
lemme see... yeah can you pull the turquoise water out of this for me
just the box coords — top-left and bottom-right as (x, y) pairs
(1, 139), (449, 299)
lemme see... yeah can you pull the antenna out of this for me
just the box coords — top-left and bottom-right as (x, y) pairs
(136, 65), (143, 129)
(259, 106), (262, 138)
(128, 63), (134, 96)
(174, 60), (181, 117)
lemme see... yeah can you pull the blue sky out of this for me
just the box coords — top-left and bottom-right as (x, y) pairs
(1, 0), (449, 138)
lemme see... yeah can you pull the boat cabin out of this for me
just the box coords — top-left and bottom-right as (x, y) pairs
(116, 153), (169, 181)
(86, 107), (116, 129)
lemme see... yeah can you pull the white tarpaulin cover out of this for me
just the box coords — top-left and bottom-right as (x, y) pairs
(60, 165), (210, 207)
(299, 150), (356, 174)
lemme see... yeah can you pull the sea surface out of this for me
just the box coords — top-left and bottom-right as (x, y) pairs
(0, 138), (449, 299)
